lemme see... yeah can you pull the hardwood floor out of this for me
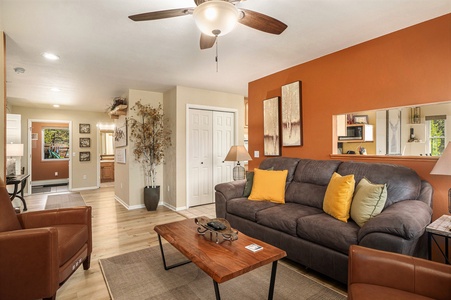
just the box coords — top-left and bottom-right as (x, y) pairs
(24, 186), (346, 299)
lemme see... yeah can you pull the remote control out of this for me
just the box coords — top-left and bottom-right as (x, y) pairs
(207, 221), (226, 231)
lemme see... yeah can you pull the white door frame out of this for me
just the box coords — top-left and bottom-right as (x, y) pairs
(27, 119), (73, 193)
(186, 104), (238, 208)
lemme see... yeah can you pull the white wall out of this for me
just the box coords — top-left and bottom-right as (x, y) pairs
(166, 86), (245, 210)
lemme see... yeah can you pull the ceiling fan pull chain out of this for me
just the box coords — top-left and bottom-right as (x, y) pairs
(215, 38), (219, 73)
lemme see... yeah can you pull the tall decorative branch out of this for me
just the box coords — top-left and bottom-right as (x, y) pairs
(128, 101), (172, 188)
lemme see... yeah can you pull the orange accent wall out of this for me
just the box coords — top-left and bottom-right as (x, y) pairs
(31, 122), (69, 181)
(248, 14), (451, 225)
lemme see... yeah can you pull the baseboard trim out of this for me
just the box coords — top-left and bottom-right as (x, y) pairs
(32, 179), (69, 186)
(114, 195), (146, 210)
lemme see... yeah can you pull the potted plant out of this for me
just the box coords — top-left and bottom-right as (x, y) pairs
(128, 100), (171, 211)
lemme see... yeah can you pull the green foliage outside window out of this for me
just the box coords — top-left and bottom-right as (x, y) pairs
(43, 128), (70, 159)
(429, 119), (445, 156)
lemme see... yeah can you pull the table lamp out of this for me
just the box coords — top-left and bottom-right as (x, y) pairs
(224, 145), (252, 180)
(6, 143), (24, 176)
(430, 142), (451, 213)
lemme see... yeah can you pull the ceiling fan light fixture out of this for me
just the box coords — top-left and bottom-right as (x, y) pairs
(193, 0), (239, 37)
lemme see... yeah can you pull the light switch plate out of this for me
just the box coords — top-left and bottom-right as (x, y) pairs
(254, 151), (259, 158)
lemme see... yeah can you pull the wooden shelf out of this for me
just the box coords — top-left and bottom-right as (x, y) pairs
(108, 105), (128, 119)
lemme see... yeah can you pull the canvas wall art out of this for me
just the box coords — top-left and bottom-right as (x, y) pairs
(263, 97), (280, 156)
(281, 81), (302, 146)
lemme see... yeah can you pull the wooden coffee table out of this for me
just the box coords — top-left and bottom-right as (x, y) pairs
(154, 218), (287, 300)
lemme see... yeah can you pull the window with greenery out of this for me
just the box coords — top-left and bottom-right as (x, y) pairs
(426, 116), (446, 156)
(42, 128), (70, 160)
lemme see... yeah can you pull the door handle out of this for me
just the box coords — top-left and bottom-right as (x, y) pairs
(201, 162), (203, 164)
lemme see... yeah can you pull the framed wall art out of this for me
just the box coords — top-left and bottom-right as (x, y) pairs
(281, 81), (302, 146)
(79, 137), (90, 148)
(263, 97), (280, 156)
(79, 151), (90, 162)
(115, 119), (127, 147)
(79, 123), (90, 134)
(115, 148), (126, 164)
(387, 109), (402, 155)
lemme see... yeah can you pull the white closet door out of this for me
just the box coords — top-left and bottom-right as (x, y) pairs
(212, 111), (234, 187)
(188, 109), (213, 206)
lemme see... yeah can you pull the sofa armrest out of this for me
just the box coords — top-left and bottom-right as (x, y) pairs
(358, 200), (432, 241)
(348, 245), (451, 300)
(215, 181), (246, 219)
(215, 180), (246, 200)
(0, 228), (59, 299)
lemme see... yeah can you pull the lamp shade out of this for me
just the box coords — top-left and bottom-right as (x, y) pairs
(193, 0), (239, 36)
(430, 142), (451, 175)
(224, 145), (252, 162)
(7, 144), (24, 157)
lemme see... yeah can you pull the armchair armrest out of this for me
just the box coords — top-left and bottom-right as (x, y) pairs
(0, 228), (59, 299)
(17, 206), (91, 228)
(348, 245), (451, 300)
(17, 207), (93, 254)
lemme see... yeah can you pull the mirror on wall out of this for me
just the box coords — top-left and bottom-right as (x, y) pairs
(100, 131), (114, 156)
(335, 102), (451, 157)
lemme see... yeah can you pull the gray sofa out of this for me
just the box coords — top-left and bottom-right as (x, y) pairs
(215, 157), (433, 284)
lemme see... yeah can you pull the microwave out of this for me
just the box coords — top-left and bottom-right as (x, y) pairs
(338, 125), (363, 140)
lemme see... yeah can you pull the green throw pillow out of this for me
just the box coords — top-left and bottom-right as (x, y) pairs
(243, 171), (254, 197)
(350, 177), (387, 227)
(242, 167), (274, 197)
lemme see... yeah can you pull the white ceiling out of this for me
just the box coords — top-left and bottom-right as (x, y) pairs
(1, 0), (450, 112)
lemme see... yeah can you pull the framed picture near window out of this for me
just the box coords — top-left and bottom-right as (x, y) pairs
(353, 115), (369, 124)
(281, 81), (302, 146)
(79, 138), (90, 148)
(79, 123), (90, 134)
(263, 97), (280, 156)
(79, 151), (90, 162)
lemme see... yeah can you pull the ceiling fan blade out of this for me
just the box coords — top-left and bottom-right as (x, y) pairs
(200, 33), (216, 50)
(129, 8), (194, 22)
(238, 9), (287, 35)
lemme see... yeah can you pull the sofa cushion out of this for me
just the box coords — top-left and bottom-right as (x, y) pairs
(227, 198), (278, 222)
(256, 203), (323, 236)
(248, 168), (288, 203)
(351, 177), (388, 227)
(259, 157), (300, 183)
(323, 172), (355, 222)
(297, 213), (360, 254)
(337, 161), (421, 208)
(285, 159), (341, 208)
(243, 167), (274, 197)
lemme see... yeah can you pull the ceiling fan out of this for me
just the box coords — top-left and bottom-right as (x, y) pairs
(129, 0), (287, 50)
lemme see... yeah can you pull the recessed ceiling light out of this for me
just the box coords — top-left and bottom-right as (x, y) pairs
(42, 52), (60, 60)
(51, 87), (61, 92)
(53, 104), (60, 108)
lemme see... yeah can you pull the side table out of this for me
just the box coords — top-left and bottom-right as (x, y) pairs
(6, 174), (30, 211)
(426, 214), (451, 264)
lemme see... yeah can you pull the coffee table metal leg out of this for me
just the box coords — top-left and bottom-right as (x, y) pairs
(213, 280), (221, 300)
(268, 260), (278, 300)
(157, 234), (191, 270)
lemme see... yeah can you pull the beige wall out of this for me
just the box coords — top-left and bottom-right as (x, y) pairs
(115, 89), (165, 209)
(0, 32), (5, 179)
(165, 86), (245, 210)
(163, 88), (177, 208)
(12, 106), (110, 190)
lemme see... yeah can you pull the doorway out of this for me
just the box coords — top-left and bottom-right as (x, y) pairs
(187, 106), (237, 207)
(28, 119), (72, 194)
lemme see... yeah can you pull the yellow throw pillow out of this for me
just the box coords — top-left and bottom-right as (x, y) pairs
(350, 178), (387, 227)
(248, 168), (288, 204)
(323, 172), (355, 222)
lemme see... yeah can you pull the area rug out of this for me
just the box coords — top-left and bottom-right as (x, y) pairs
(99, 245), (346, 300)
(45, 192), (86, 209)
(32, 186), (52, 194)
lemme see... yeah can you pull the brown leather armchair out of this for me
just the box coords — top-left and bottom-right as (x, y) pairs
(348, 245), (451, 300)
(0, 177), (92, 300)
